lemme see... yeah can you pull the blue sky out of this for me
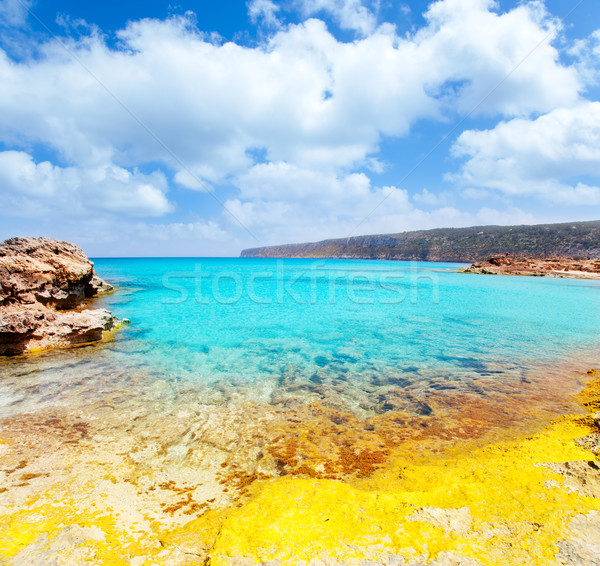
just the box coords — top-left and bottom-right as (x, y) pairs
(1, 0), (600, 256)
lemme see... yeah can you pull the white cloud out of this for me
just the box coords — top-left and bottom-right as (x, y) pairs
(474, 206), (536, 226)
(450, 101), (600, 204)
(173, 169), (213, 191)
(248, 0), (281, 27)
(413, 188), (451, 206)
(132, 220), (227, 242)
(236, 162), (374, 204)
(0, 0), (32, 26)
(417, 0), (579, 117)
(399, 4), (411, 17)
(460, 187), (495, 200)
(297, 0), (378, 36)
(224, 162), (530, 245)
(225, 162), (412, 240)
(0, 1), (578, 185)
(569, 29), (600, 86)
(0, 1), (593, 253)
(0, 151), (173, 217)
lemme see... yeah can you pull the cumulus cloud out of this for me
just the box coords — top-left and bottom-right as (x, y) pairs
(132, 220), (227, 242)
(226, 163), (412, 241)
(248, 0), (281, 27)
(0, 151), (173, 217)
(0, 0), (32, 26)
(0, 2), (578, 182)
(569, 29), (600, 86)
(417, 0), (579, 117)
(474, 206), (536, 226)
(297, 0), (378, 36)
(0, 0), (593, 253)
(236, 162), (413, 213)
(223, 162), (529, 245)
(413, 189), (452, 206)
(450, 101), (600, 204)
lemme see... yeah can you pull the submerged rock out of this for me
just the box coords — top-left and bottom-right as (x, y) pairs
(0, 236), (119, 355)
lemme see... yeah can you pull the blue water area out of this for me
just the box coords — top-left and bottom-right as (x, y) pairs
(89, 258), (600, 400)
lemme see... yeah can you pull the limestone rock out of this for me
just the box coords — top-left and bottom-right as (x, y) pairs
(407, 506), (473, 535)
(0, 236), (112, 309)
(545, 460), (600, 498)
(240, 220), (600, 261)
(0, 307), (118, 355)
(557, 511), (600, 566)
(0, 236), (119, 355)
(429, 552), (482, 566)
(463, 256), (600, 279)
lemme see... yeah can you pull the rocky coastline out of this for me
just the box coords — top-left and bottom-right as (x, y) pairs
(0, 237), (120, 355)
(240, 220), (600, 261)
(462, 255), (600, 279)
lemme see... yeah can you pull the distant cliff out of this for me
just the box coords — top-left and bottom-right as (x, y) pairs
(240, 221), (600, 262)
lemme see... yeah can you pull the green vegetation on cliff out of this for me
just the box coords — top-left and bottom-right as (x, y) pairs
(240, 220), (600, 262)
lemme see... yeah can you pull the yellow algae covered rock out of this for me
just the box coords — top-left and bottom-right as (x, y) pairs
(205, 383), (600, 565)
(0, 499), (164, 565)
(0, 374), (599, 565)
(576, 370), (600, 413)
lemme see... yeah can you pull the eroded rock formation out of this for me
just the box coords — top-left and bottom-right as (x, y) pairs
(0, 237), (119, 355)
(462, 256), (600, 278)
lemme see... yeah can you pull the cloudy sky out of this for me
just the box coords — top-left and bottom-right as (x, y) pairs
(1, 0), (599, 256)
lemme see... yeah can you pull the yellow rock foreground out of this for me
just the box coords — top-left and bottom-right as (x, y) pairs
(183, 410), (600, 565)
(2, 375), (600, 565)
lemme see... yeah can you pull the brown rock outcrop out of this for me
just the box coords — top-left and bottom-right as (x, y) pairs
(0, 237), (120, 355)
(462, 256), (600, 279)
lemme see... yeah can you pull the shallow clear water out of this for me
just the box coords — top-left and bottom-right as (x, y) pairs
(3, 258), (600, 566)
(86, 258), (600, 406)
(3, 258), (600, 420)
(99, 258), (600, 364)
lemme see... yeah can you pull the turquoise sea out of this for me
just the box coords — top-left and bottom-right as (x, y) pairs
(6, 258), (600, 566)
(2, 258), (600, 423)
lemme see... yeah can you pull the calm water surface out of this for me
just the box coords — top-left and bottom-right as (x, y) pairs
(2, 258), (600, 419)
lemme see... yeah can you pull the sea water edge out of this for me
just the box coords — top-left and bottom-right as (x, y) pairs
(2, 256), (599, 436)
